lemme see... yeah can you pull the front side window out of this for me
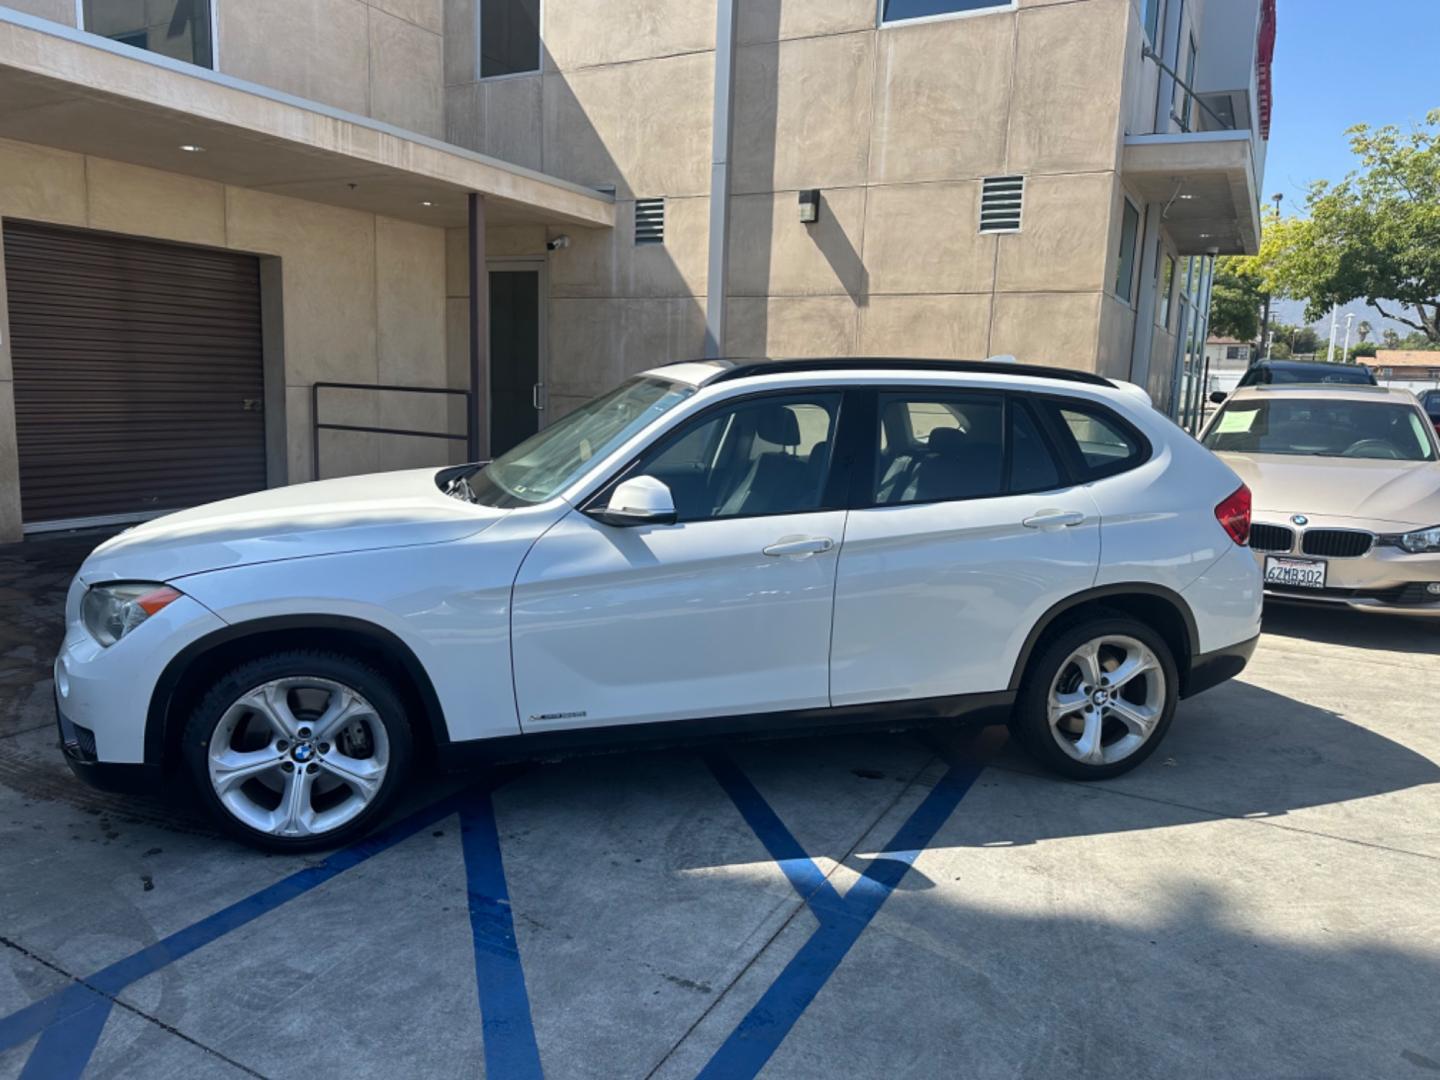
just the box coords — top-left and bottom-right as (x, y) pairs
(481, 0), (541, 78)
(1115, 199), (1141, 303)
(627, 394), (842, 522)
(881, 0), (1013, 24)
(1203, 400), (1436, 462)
(83, 0), (213, 68)
(465, 376), (694, 507)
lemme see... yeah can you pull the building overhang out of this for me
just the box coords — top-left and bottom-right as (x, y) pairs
(1122, 131), (1261, 256)
(0, 7), (614, 230)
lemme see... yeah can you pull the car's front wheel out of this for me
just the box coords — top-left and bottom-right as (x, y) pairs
(1011, 615), (1178, 780)
(182, 651), (413, 852)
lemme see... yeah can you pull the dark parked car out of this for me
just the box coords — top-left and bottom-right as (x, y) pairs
(1421, 388), (1440, 432)
(1211, 359), (1378, 404)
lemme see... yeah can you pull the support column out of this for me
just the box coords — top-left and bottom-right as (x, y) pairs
(1129, 203), (1165, 393)
(467, 193), (488, 462)
(704, 0), (739, 358)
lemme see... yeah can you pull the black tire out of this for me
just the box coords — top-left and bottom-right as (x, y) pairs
(1010, 614), (1178, 781)
(181, 651), (414, 852)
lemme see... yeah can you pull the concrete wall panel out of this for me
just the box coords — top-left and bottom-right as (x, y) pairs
(445, 75), (544, 170)
(727, 188), (867, 299)
(858, 294), (992, 360)
(369, 7), (445, 137)
(5, 0), (76, 26)
(0, 138), (86, 225)
(542, 54), (713, 199)
(869, 13), (1014, 184)
(736, 0), (874, 45)
(725, 296), (857, 359)
(732, 32), (874, 195)
(995, 171), (1113, 294)
(863, 181), (995, 296)
(543, 0), (713, 70)
(989, 290), (1104, 369)
(219, 0), (372, 117)
(85, 157), (227, 247)
(376, 215), (447, 387)
(1008, 0), (1128, 175)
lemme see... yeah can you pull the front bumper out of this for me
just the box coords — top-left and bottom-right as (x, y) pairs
(57, 698), (163, 792)
(1252, 517), (1440, 617)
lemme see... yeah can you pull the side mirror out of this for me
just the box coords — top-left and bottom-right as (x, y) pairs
(598, 475), (677, 527)
(1209, 391), (1228, 405)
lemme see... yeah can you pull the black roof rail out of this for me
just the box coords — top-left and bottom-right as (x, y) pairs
(704, 357), (1115, 388)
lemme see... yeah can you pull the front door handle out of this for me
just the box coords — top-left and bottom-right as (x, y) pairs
(763, 537), (835, 557)
(1022, 510), (1088, 531)
(532, 383), (546, 411)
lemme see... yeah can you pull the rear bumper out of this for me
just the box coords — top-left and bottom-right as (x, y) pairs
(1183, 633), (1258, 699)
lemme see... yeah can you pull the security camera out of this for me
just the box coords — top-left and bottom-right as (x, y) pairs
(546, 235), (572, 252)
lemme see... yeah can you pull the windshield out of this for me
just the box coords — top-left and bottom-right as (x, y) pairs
(1203, 399), (1437, 461)
(458, 377), (696, 507)
(1265, 366), (1374, 385)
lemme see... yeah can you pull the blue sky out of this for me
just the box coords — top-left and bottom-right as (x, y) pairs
(1264, 0), (1436, 336)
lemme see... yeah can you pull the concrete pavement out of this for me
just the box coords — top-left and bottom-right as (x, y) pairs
(1, 535), (1438, 1079)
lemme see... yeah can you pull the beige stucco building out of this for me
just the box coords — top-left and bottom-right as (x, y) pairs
(0, 0), (1273, 539)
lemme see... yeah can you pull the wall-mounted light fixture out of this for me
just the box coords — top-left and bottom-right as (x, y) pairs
(799, 189), (821, 225)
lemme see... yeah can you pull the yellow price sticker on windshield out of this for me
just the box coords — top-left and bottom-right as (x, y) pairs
(1216, 408), (1258, 434)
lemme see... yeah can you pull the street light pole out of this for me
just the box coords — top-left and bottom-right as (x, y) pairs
(1258, 193), (1282, 358)
(1340, 313), (1356, 363)
(1327, 306), (1340, 362)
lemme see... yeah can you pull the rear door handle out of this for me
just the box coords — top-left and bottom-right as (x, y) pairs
(1022, 510), (1088, 531)
(763, 537), (835, 557)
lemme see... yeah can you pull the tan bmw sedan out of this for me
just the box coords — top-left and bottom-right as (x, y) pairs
(1201, 385), (1440, 615)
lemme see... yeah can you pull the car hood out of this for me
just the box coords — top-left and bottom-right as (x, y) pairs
(79, 469), (507, 584)
(1218, 453), (1440, 530)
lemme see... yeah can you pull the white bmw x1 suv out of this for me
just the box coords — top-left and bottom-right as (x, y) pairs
(57, 359), (1261, 850)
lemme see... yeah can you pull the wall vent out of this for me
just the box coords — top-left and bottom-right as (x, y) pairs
(979, 176), (1025, 234)
(635, 198), (666, 245)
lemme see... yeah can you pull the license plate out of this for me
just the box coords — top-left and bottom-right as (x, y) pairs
(1264, 556), (1327, 590)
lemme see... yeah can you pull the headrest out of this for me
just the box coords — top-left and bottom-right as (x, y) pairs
(926, 426), (965, 454)
(755, 406), (802, 447)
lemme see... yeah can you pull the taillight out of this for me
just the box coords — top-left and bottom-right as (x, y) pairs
(1215, 484), (1252, 546)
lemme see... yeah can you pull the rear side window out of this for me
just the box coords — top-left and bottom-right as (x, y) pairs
(870, 393), (1067, 506)
(1043, 400), (1148, 480)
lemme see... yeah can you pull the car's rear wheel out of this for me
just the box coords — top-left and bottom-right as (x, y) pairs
(182, 651), (413, 852)
(1011, 615), (1178, 780)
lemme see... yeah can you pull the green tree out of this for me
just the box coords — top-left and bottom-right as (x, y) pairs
(1382, 328), (1402, 349)
(1357, 319), (1373, 343)
(1208, 257), (1263, 342)
(1258, 111), (1440, 342)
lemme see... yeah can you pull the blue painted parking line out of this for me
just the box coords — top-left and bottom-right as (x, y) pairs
(459, 784), (544, 1080)
(698, 727), (1003, 1079)
(704, 753), (848, 922)
(0, 772), (528, 1078)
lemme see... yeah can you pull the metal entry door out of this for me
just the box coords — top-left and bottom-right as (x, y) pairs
(488, 263), (544, 458)
(3, 221), (267, 529)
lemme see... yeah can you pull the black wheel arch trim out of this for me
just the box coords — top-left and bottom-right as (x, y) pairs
(144, 614), (449, 768)
(1007, 583), (1201, 693)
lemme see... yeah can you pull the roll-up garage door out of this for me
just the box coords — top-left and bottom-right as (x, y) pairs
(3, 220), (267, 527)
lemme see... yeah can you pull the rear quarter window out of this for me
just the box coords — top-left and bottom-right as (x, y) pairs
(1041, 399), (1149, 481)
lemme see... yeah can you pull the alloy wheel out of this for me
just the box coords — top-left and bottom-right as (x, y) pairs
(1046, 634), (1166, 767)
(206, 676), (390, 839)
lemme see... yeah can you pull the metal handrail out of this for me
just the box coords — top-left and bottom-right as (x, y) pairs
(1141, 43), (1234, 134)
(311, 381), (473, 480)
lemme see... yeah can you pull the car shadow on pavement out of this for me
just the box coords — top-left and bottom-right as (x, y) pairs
(1261, 601), (1440, 654)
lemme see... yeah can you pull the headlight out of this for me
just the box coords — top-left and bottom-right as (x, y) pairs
(1384, 526), (1440, 555)
(81, 583), (183, 646)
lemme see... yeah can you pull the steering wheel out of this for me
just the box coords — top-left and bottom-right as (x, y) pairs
(1342, 439), (1404, 459)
